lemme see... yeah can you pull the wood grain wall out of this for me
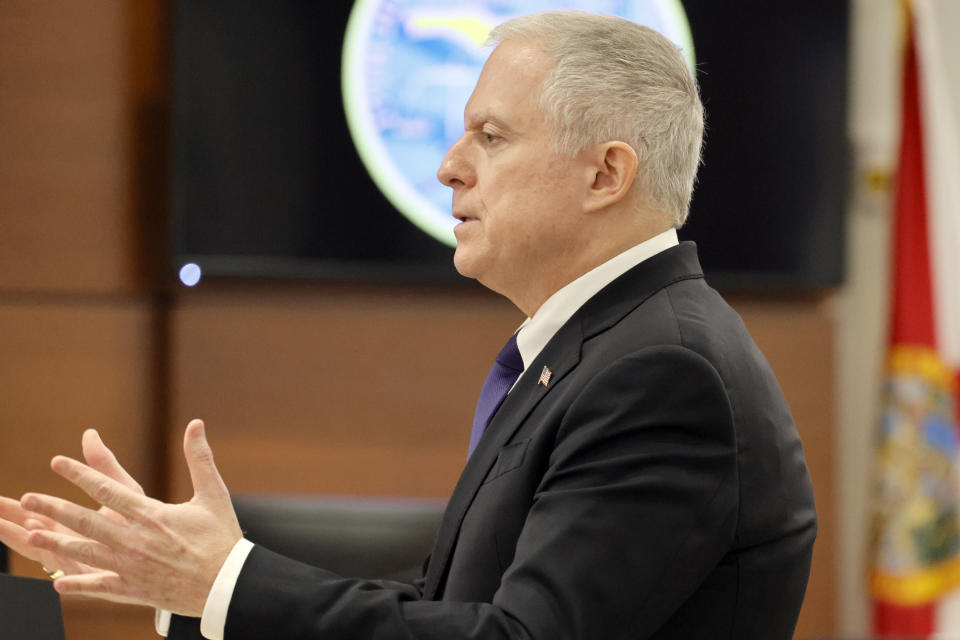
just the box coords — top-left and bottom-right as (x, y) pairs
(0, 2), (835, 638)
(165, 283), (522, 503)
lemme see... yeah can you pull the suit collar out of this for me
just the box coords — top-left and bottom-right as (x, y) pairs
(422, 242), (704, 599)
(576, 241), (703, 341)
(515, 228), (680, 368)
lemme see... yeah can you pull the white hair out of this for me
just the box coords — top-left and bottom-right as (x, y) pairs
(487, 11), (704, 227)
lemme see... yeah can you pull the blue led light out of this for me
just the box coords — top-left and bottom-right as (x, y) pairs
(179, 263), (202, 287)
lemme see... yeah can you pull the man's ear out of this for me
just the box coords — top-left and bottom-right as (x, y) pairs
(582, 141), (638, 213)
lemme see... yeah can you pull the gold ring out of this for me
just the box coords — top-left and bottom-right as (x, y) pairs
(42, 566), (65, 580)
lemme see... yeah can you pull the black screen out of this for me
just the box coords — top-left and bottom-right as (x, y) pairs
(679, 0), (849, 290)
(171, 0), (848, 290)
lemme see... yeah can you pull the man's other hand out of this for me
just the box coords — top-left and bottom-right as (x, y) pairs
(0, 428), (146, 591)
(18, 419), (242, 616)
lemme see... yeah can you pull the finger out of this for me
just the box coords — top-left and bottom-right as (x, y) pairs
(0, 496), (66, 535)
(0, 495), (33, 527)
(82, 429), (144, 494)
(25, 517), (80, 539)
(25, 529), (117, 573)
(48, 456), (151, 522)
(183, 420), (230, 503)
(20, 492), (128, 549)
(0, 517), (38, 560)
(52, 570), (154, 608)
(0, 519), (88, 575)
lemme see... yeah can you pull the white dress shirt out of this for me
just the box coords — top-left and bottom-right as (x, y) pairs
(157, 228), (679, 639)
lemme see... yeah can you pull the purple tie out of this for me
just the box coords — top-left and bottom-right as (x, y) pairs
(467, 332), (524, 458)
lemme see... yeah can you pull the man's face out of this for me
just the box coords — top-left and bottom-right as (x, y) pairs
(437, 40), (590, 308)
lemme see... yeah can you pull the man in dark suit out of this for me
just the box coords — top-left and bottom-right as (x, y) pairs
(0, 11), (815, 639)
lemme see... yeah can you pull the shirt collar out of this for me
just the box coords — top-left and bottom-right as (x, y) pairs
(515, 228), (679, 371)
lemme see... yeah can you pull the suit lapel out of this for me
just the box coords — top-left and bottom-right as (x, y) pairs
(422, 242), (704, 599)
(422, 317), (582, 599)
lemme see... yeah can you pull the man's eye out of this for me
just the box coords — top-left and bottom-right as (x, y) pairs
(483, 132), (499, 143)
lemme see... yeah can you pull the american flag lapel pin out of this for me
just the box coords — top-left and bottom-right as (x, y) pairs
(538, 366), (552, 387)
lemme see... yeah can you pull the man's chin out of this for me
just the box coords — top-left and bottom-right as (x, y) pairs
(452, 249), (477, 280)
(453, 248), (505, 295)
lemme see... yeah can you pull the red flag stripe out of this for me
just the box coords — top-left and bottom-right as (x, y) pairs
(875, 600), (935, 637)
(889, 15), (937, 349)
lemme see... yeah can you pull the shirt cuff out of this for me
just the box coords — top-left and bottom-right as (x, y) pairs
(155, 608), (171, 636)
(199, 538), (256, 640)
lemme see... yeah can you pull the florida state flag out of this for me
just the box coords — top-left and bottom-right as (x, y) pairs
(870, 0), (960, 635)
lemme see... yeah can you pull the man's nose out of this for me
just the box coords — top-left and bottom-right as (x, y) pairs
(437, 135), (473, 188)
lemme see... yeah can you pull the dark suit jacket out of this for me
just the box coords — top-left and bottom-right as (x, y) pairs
(170, 242), (816, 639)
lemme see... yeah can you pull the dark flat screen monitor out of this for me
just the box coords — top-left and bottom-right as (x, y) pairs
(171, 0), (848, 291)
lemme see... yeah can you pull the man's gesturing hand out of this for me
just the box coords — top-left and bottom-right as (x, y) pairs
(0, 426), (150, 598)
(19, 419), (243, 616)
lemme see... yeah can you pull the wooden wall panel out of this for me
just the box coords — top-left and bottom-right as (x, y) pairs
(61, 600), (156, 640)
(167, 284), (523, 501)
(0, 0), (161, 295)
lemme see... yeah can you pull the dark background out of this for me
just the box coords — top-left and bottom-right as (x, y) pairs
(171, 0), (849, 290)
